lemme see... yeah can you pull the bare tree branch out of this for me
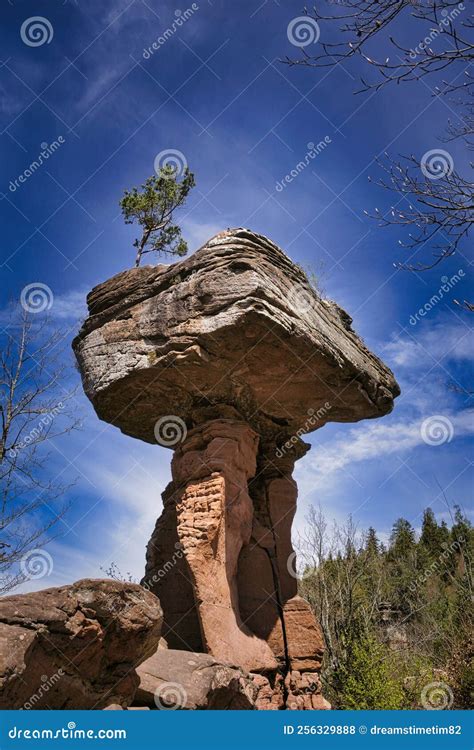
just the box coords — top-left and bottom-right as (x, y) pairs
(0, 308), (80, 594)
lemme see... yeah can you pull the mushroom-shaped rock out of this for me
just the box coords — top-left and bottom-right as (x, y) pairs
(73, 228), (399, 446)
(73, 229), (399, 710)
(0, 579), (163, 709)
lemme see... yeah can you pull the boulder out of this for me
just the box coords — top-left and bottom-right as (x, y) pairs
(0, 579), (162, 709)
(135, 649), (257, 709)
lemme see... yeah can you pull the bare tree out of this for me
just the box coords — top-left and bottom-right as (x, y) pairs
(0, 308), (79, 593)
(367, 153), (473, 268)
(284, 1), (473, 274)
(285, 2), (473, 88)
(297, 506), (384, 669)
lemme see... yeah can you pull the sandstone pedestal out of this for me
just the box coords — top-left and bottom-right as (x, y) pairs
(143, 419), (326, 707)
(73, 228), (400, 709)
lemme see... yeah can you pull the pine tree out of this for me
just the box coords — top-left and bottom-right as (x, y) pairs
(365, 527), (379, 557)
(120, 166), (195, 267)
(387, 518), (418, 613)
(388, 518), (416, 558)
(420, 508), (442, 557)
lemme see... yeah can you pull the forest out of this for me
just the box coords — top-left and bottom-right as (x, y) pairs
(298, 504), (473, 709)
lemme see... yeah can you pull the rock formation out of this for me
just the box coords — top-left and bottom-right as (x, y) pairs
(73, 228), (399, 709)
(136, 649), (257, 709)
(0, 579), (162, 709)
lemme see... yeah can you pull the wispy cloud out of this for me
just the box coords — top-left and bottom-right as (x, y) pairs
(301, 409), (474, 491)
(385, 318), (474, 369)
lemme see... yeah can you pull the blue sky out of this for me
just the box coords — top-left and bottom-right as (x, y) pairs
(1, 0), (472, 590)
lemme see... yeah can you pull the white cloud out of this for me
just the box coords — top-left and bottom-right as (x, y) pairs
(50, 288), (89, 322)
(16, 438), (172, 593)
(0, 286), (88, 328)
(298, 409), (474, 492)
(384, 318), (474, 369)
(182, 217), (228, 253)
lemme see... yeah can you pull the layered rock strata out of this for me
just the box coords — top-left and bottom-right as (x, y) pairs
(73, 228), (399, 709)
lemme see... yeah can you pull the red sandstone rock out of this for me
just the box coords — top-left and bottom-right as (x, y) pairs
(153, 420), (277, 673)
(73, 228), (399, 446)
(136, 649), (257, 709)
(73, 228), (400, 710)
(0, 579), (162, 709)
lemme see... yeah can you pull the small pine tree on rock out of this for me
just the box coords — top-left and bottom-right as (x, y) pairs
(120, 165), (195, 267)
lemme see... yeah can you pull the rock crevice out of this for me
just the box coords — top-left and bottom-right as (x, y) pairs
(73, 228), (400, 710)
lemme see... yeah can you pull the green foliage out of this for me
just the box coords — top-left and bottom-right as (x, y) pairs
(300, 503), (473, 710)
(334, 623), (405, 709)
(120, 166), (195, 267)
(365, 527), (379, 557)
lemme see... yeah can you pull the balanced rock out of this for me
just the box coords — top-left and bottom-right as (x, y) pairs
(74, 228), (398, 445)
(0, 579), (162, 709)
(135, 649), (257, 709)
(73, 228), (399, 709)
